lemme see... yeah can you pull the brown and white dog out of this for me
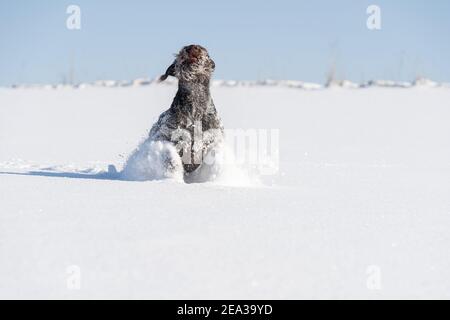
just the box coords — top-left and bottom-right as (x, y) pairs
(150, 45), (224, 175)
(123, 45), (224, 181)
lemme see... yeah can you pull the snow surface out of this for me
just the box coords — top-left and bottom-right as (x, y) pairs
(1, 84), (450, 299)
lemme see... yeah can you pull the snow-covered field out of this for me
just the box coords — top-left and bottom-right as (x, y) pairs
(1, 83), (450, 299)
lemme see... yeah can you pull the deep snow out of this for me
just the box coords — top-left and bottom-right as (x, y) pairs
(1, 84), (450, 299)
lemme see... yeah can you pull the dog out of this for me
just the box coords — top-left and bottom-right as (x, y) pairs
(147, 45), (224, 177)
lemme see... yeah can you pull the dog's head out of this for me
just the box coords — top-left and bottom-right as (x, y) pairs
(160, 45), (215, 82)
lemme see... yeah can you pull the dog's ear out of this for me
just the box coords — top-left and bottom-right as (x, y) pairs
(159, 62), (176, 81)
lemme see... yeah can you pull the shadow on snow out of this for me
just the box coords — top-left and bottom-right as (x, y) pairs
(0, 165), (122, 181)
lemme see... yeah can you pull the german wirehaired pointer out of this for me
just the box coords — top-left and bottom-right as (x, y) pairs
(125, 45), (223, 180)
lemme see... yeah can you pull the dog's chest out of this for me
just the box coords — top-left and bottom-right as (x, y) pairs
(175, 90), (212, 121)
(172, 105), (211, 134)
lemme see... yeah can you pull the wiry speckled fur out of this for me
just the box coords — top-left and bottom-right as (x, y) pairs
(150, 45), (224, 174)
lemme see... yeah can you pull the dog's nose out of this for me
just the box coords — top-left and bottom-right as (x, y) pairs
(186, 45), (202, 62)
(187, 45), (199, 52)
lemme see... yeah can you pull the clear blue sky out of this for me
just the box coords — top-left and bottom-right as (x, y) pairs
(0, 0), (449, 85)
